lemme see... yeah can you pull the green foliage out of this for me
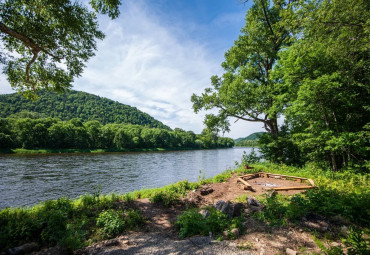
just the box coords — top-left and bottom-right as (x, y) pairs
(0, 90), (169, 128)
(123, 209), (144, 230)
(212, 169), (233, 183)
(96, 210), (125, 237)
(315, 227), (369, 255)
(149, 191), (179, 207)
(243, 162), (370, 226)
(344, 228), (370, 255)
(191, 0), (294, 144)
(240, 149), (260, 165)
(148, 180), (199, 206)
(0, 0), (120, 95)
(175, 207), (244, 238)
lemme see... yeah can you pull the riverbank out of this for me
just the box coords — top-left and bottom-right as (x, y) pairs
(0, 146), (226, 155)
(1, 162), (369, 254)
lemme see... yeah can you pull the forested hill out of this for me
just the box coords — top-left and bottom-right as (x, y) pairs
(0, 90), (169, 129)
(234, 132), (265, 143)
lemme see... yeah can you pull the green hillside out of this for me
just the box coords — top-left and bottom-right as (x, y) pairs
(0, 90), (169, 129)
(235, 132), (265, 143)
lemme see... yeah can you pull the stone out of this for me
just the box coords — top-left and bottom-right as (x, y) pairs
(303, 220), (329, 232)
(230, 228), (240, 237)
(286, 248), (297, 255)
(232, 202), (244, 217)
(247, 197), (262, 207)
(200, 186), (214, 196)
(214, 200), (226, 211)
(7, 243), (39, 255)
(331, 242), (341, 247)
(214, 200), (245, 218)
(200, 209), (210, 218)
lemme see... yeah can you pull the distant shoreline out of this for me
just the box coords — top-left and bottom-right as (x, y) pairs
(0, 146), (235, 155)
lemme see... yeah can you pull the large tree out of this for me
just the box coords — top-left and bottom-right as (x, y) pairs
(0, 0), (120, 97)
(191, 0), (294, 138)
(276, 0), (369, 171)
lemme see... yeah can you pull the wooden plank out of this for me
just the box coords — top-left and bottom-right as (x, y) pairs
(237, 177), (253, 190)
(265, 173), (308, 180)
(308, 179), (316, 187)
(271, 186), (316, 191)
(296, 179), (302, 183)
(239, 173), (259, 179)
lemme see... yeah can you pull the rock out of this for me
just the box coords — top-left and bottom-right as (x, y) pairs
(200, 186), (214, 196)
(303, 220), (329, 232)
(331, 242), (341, 247)
(249, 205), (264, 213)
(200, 209), (210, 218)
(186, 193), (203, 205)
(214, 200), (226, 211)
(214, 200), (245, 218)
(286, 248), (297, 255)
(220, 201), (234, 217)
(103, 239), (119, 246)
(7, 242), (39, 255)
(230, 228), (240, 237)
(247, 197), (262, 207)
(340, 225), (349, 234)
(232, 202), (244, 217)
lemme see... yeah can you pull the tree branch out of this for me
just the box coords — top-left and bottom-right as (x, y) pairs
(25, 49), (39, 92)
(259, 0), (276, 38)
(0, 22), (63, 61)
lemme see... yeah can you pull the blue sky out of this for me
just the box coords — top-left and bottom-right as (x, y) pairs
(1, 0), (266, 138)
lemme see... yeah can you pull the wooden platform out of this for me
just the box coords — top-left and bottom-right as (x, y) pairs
(236, 172), (316, 192)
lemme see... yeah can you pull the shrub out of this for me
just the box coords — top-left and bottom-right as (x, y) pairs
(124, 209), (144, 230)
(96, 210), (124, 237)
(149, 191), (179, 207)
(175, 207), (243, 238)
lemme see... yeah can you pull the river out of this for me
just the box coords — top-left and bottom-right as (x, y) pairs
(0, 147), (255, 208)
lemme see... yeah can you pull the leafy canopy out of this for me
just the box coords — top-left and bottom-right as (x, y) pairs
(0, 0), (120, 97)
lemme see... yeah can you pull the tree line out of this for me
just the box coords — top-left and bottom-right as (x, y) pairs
(0, 117), (234, 150)
(192, 0), (369, 171)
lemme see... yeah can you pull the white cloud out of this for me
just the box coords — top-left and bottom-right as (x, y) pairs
(74, 1), (219, 133)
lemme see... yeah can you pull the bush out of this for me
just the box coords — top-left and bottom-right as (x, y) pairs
(124, 209), (144, 229)
(96, 210), (124, 237)
(149, 191), (179, 207)
(175, 207), (244, 238)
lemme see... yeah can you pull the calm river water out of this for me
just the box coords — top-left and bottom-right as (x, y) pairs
(0, 147), (254, 208)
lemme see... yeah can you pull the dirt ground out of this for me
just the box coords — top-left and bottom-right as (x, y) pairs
(72, 174), (339, 255)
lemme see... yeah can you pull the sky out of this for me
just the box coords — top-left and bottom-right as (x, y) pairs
(0, 0), (266, 139)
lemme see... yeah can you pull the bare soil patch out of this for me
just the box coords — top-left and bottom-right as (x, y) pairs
(73, 175), (331, 254)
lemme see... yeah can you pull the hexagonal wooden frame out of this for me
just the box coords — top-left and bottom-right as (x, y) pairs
(237, 172), (316, 192)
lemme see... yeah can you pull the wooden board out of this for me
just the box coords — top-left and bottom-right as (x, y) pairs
(308, 179), (316, 187)
(237, 177), (253, 190)
(270, 186), (316, 191)
(264, 173), (308, 180)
